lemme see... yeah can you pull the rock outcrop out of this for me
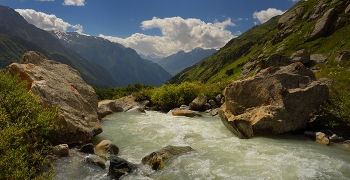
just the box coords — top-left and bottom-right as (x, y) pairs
(141, 145), (194, 171)
(7, 51), (102, 144)
(219, 61), (329, 139)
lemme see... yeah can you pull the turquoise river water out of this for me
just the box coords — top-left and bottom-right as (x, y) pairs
(54, 111), (350, 180)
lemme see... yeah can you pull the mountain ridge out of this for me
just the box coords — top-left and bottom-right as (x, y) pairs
(50, 31), (172, 86)
(0, 5), (117, 88)
(157, 47), (216, 76)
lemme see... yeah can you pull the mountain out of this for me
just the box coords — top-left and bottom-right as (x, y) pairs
(139, 53), (163, 63)
(168, 0), (350, 85)
(0, 5), (117, 88)
(157, 47), (217, 76)
(0, 26), (51, 68)
(50, 31), (172, 86)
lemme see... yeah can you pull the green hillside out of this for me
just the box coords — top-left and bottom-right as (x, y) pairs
(169, 0), (350, 85)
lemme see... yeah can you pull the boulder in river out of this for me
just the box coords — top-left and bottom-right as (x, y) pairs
(52, 144), (69, 157)
(97, 95), (145, 119)
(316, 132), (330, 145)
(141, 145), (194, 170)
(108, 155), (136, 180)
(171, 109), (202, 117)
(219, 62), (329, 139)
(84, 154), (106, 170)
(189, 96), (208, 111)
(7, 51), (102, 144)
(95, 140), (119, 158)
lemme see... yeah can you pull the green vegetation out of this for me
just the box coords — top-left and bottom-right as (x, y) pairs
(95, 81), (228, 110)
(316, 59), (350, 124)
(150, 82), (201, 108)
(0, 71), (58, 179)
(93, 83), (156, 100)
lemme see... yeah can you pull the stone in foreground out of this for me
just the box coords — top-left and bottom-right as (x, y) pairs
(7, 51), (102, 144)
(219, 62), (328, 139)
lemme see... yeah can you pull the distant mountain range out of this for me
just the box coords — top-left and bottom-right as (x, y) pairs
(156, 48), (216, 76)
(0, 5), (118, 88)
(49, 31), (172, 86)
(139, 53), (163, 63)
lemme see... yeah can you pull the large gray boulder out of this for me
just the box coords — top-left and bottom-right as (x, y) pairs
(219, 62), (328, 139)
(308, 8), (335, 41)
(278, 5), (304, 30)
(189, 96), (208, 111)
(7, 51), (102, 144)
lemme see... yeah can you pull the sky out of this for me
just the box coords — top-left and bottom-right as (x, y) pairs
(0, 0), (300, 58)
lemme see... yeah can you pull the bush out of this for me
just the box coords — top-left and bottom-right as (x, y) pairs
(93, 83), (155, 101)
(151, 84), (180, 108)
(150, 82), (202, 108)
(0, 72), (58, 179)
(133, 88), (154, 102)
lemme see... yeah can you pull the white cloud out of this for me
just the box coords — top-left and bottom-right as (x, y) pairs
(15, 9), (83, 33)
(35, 0), (54, 2)
(253, 8), (284, 24)
(100, 16), (235, 57)
(63, 0), (85, 6)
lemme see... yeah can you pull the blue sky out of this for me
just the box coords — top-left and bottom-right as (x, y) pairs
(0, 0), (300, 57)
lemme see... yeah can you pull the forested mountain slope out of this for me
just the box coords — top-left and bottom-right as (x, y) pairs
(0, 5), (117, 88)
(50, 31), (172, 86)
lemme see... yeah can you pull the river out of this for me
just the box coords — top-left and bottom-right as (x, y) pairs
(54, 111), (350, 180)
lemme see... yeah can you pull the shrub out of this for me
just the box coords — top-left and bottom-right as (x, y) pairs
(177, 82), (201, 105)
(0, 72), (58, 179)
(150, 82), (202, 108)
(133, 88), (154, 102)
(151, 84), (180, 108)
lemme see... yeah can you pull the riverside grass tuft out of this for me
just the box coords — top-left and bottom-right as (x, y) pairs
(0, 71), (58, 179)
